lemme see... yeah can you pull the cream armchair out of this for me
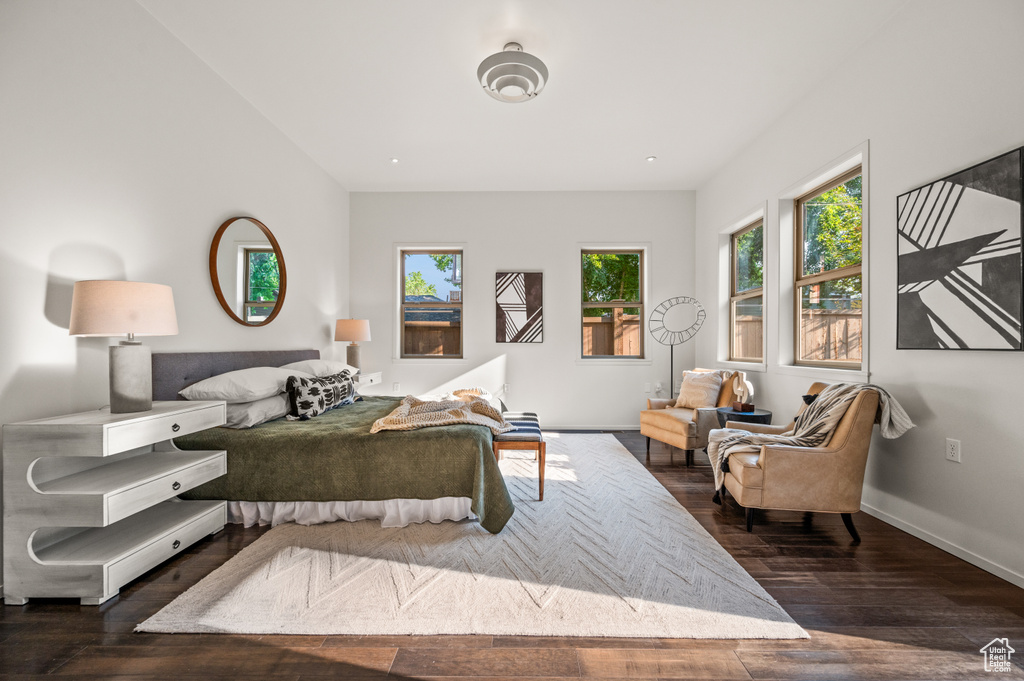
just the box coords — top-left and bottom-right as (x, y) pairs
(640, 369), (745, 467)
(721, 381), (880, 541)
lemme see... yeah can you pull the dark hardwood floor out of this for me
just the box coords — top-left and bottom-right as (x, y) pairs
(2, 433), (1022, 679)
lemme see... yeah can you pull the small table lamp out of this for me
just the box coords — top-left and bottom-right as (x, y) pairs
(335, 319), (371, 370)
(69, 280), (178, 413)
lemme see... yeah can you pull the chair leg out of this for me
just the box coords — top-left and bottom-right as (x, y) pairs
(686, 449), (693, 467)
(538, 442), (546, 501)
(841, 512), (861, 542)
(645, 436), (650, 465)
(669, 447), (674, 466)
(492, 443), (500, 461)
(745, 507), (755, 532)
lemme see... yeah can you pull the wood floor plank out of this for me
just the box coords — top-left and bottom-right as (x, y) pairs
(322, 635), (491, 648)
(389, 648), (579, 677)
(783, 604), (1024, 628)
(491, 636), (658, 649)
(737, 649), (1021, 680)
(576, 648), (751, 679)
(51, 645), (396, 677)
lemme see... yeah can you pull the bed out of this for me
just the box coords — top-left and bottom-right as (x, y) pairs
(152, 350), (515, 533)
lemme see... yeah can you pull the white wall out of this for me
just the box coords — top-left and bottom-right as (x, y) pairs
(0, 0), (349, 583)
(350, 191), (696, 428)
(694, 0), (1024, 586)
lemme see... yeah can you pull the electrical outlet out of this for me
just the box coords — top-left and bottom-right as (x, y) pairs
(503, 383), (510, 394)
(946, 438), (961, 463)
(392, 382), (401, 393)
(644, 382), (651, 393)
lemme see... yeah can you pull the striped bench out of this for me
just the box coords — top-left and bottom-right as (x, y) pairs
(492, 411), (546, 501)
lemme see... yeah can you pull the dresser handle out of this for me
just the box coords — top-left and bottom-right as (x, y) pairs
(172, 481), (181, 491)
(171, 423), (181, 433)
(172, 540), (181, 550)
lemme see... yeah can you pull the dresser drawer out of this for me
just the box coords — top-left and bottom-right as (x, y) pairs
(106, 403), (225, 454)
(107, 501), (225, 589)
(105, 451), (226, 525)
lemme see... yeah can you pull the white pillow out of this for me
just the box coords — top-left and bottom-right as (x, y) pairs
(179, 366), (313, 403)
(224, 393), (290, 429)
(674, 370), (723, 409)
(280, 359), (358, 378)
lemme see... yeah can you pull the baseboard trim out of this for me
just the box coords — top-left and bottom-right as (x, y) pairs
(860, 502), (1024, 590)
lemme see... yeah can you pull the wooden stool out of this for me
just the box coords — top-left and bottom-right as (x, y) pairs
(492, 411), (546, 500)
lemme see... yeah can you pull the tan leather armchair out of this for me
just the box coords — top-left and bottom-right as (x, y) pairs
(640, 369), (744, 467)
(721, 381), (879, 541)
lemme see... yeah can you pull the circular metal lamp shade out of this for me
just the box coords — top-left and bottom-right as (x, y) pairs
(478, 42), (548, 103)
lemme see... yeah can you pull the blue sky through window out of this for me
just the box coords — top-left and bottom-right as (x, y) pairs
(405, 253), (461, 301)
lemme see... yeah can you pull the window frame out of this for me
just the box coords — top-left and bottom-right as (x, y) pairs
(399, 248), (464, 359)
(793, 166), (863, 369)
(580, 248), (645, 360)
(243, 246), (277, 323)
(729, 219), (764, 363)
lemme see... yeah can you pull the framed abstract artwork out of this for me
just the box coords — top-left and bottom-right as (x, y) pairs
(897, 147), (1023, 350)
(496, 272), (543, 343)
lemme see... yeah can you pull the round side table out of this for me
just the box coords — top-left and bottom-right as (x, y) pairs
(716, 407), (772, 429)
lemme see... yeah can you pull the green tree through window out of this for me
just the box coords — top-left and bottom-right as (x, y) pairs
(247, 251), (279, 302)
(802, 175), (862, 296)
(404, 271), (437, 297)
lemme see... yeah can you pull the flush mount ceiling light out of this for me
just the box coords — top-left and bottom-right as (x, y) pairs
(477, 42), (548, 103)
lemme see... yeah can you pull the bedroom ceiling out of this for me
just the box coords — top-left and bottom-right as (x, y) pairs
(138, 0), (906, 192)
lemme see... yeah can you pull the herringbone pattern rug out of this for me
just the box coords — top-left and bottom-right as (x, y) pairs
(138, 433), (807, 638)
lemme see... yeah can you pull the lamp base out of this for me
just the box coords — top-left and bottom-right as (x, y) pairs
(346, 342), (361, 371)
(109, 343), (153, 413)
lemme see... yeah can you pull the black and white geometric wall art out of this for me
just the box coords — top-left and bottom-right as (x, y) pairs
(496, 272), (543, 343)
(897, 147), (1023, 350)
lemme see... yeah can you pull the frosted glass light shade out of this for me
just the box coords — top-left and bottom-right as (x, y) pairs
(69, 281), (178, 338)
(335, 319), (371, 342)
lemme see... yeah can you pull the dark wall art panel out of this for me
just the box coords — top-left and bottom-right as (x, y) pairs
(496, 272), (543, 343)
(897, 147), (1023, 350)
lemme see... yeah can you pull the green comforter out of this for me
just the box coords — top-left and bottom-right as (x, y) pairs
(174, 396), (515, 533)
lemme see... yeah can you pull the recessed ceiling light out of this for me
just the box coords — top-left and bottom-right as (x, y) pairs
(646, 156), (657, 162)
(390, 158), (399, 164)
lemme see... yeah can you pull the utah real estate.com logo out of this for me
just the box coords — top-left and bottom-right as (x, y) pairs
(980, 638), (1014, 673)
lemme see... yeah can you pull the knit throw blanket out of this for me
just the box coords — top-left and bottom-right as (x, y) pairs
(709, 382), (914, 503)
(370, 390), (514, 436)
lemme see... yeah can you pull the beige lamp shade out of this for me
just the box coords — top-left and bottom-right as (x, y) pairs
(335, 319), (371, 342)
(69, 280), (178, 337)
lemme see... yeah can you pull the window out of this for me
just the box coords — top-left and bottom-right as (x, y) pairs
(243, 247), (279, 324)
(400, 249), (463, 358)
(581, 250), (644, 358)
(794, 168), (863, 368)
(730, 220), (764, 362)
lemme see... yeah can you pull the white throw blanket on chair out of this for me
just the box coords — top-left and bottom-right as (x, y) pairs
(709, 382), (914, 502)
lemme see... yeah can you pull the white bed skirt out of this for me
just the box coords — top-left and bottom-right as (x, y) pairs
(226, 498), (476, 529)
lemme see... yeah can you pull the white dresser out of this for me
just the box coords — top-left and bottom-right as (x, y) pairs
(2, 401), (228, 605)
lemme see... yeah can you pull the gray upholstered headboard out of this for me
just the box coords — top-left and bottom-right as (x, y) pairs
(152, 349), (320, 401)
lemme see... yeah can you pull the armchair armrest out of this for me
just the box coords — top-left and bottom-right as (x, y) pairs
(646, 398), (675, 410)
(726, 421), (790, 435)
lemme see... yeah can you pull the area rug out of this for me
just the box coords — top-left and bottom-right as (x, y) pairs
(138, 433), (807, 638)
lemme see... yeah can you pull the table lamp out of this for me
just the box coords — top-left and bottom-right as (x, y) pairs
(335, 319), (370, 370)
(69, 280), (178, 413)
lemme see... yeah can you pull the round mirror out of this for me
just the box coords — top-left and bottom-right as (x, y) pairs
(209, 216), (287, 326)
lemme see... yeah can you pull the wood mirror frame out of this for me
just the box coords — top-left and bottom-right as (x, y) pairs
(209, 216), (287, 327)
